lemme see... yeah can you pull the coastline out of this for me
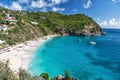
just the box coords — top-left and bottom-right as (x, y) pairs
(0, 35), (57, 74)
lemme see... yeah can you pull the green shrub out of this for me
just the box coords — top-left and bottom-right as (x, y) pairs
(64, 71), (70, 79)
(40, 73), (49, 80)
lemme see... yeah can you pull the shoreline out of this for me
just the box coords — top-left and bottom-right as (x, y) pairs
(0, 35), (58, 74)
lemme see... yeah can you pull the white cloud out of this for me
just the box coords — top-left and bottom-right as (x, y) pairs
(83, 0), (92, 8)
(99, 21), (108, 26)
(109, 18), (120, 26)
(52, 7), (65, 11)
(31, 0), (47, 8)
(112, 0), (120, 3)
(31, 0), (68, 8)
(30, 0), (68, 11)
(98, 18), (120, 28)
(40, 7), (47, 12)
(51, 0), (63, 4)
(51, 0), (68, 5)
(18, 0), (28, 3)
(47, 0), (68, 7)
(0, 0), (68, 11)
(10, 2), (22, 10)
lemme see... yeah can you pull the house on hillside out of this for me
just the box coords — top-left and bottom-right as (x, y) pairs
(0, 24), (8, 31)
(4, 13), (17, 24)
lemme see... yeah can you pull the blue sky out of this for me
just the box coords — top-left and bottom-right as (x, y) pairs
(0, 0), (120, 28)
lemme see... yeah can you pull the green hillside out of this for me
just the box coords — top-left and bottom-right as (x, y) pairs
(0, 7), (102, 46)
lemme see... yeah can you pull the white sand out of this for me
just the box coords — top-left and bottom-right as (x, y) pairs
(0, 35), (57, 74)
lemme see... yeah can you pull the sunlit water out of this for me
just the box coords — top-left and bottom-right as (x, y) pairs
(28, 29), (120, 80)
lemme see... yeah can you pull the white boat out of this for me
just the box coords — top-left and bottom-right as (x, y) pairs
(89, 41), (96, 45)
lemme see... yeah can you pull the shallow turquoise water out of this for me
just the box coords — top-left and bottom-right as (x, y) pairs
(28, 29), (120, 80)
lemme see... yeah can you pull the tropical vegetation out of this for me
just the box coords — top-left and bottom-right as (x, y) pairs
(0, 7), (102, 46)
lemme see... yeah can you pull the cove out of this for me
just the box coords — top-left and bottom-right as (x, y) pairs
(28, 29), (120, 80)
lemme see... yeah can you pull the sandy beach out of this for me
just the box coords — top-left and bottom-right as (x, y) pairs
(0, 35), (57, 74)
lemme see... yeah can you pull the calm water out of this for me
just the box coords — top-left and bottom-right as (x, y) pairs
(28, 29), (120, 80)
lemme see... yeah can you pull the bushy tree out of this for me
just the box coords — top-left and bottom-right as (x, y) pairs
(40, 73), (49, 80)
(64, 71), (70, 79)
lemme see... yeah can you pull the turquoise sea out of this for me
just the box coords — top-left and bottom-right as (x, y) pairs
(28, 29), (120, 80)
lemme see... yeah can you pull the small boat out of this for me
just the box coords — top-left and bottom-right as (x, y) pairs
(89, 41), (96, 45)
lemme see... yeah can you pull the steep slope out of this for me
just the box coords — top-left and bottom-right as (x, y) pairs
(0, 8), (102, 45)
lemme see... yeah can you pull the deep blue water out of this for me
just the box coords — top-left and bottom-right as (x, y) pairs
(28, 29), (120, 80)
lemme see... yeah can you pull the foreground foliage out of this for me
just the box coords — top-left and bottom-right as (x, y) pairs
(0, 61), (18, 80)
(0, 61), (75, 80)
(0, 61), (106, 80)
(40, 73), (49, 80)
(0, 61), (44, 80)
